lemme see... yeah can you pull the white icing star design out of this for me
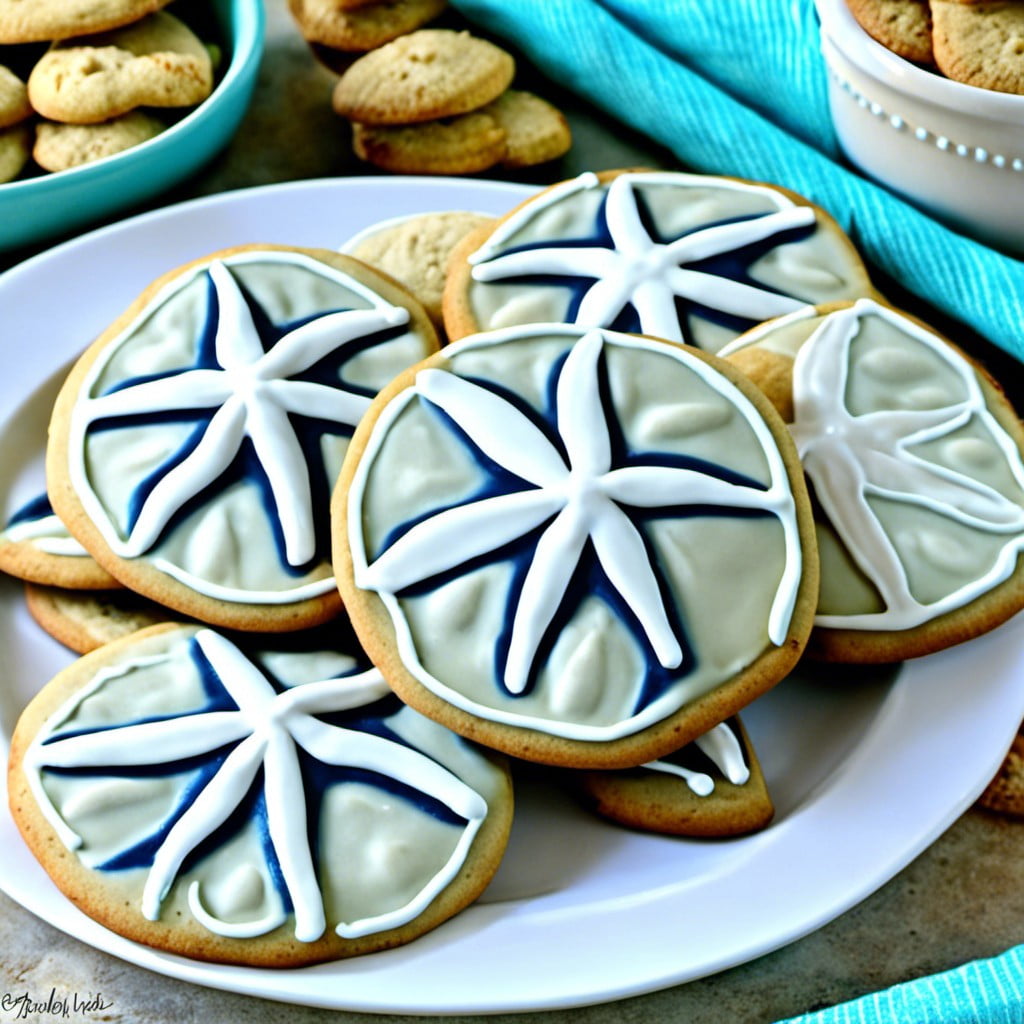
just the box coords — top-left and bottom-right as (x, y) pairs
(469, 173), (815, 343)
(357, 329), (801, 695)
(76, 259), (410, 567)
(789, 302), (1024, 628)
(25, 630), (487, 942)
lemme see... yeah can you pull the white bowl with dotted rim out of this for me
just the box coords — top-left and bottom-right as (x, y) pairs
(815, 0), (1024, 253)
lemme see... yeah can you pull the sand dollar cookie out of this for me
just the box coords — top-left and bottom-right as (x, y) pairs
(0, 493), (120, 590)
(34, 111), (165, 171)
(576, 718), (773, 836)
(289, 0), (448, 52)
(443, 169), (877, 355)
(722, 297), (1024, 662)
(0, 0), (172, 44)
(47, 244), (439, 632)
(932, 0), (1024, 94)
(333, 29), (515, 125)
(27, 11), (213, 125)
(334, 323), (818, 769)
(352, 112), (508, 176)
(343, 210), (495, 329)
(8, 623), (513, 966)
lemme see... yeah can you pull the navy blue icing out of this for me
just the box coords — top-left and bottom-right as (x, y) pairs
(6, 492), (54, 528)
(43, 635), (473, 892)
(88, 267), (409, 574)
(477, 184), (815, 344)
(377, 342), (778, 713)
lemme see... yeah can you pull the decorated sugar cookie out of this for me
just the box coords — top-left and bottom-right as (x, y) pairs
(443, 169), (877, 354)
(8, 623), (513, 966)
(0, 493), (119, 590)
(334, 323), (818, 769)
(47, 245), (439, 632)
(722, 298), (1024, 662)
(576, 718), (773, 837)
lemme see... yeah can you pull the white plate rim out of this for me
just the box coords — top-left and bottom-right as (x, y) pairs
(0, 176), (1022, 1015)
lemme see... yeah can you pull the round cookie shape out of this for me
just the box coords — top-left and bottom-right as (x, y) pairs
(0, 0), (172, 44)
(8, 623), (513, 966)
(332, 29), (515, 125)
(48, 244), (439, 632)
(576, 717), (774, 837)
(721, 297), (1024, 662)
(443, 169), (877, 355)
(932, 0), (1024, 94)
(334, 323), (818, 769)
(27, 11), (213, 126)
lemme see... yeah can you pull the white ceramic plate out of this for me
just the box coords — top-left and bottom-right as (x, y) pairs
(1, 178), (1023, 1015)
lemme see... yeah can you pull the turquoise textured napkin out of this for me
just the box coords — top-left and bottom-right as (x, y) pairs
(777, 943), (1024, 1024)
(449, 0), (1024, 363)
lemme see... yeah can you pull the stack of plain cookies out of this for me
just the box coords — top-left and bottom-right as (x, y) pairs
(848, 0), (1024, 93)
(0, 0), (215, 181)
(332, 28), (571, 174)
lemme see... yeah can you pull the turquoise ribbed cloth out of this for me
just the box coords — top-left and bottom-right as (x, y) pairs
(777, 944), (1024, 1024)
(449, 0), (1024, 364)
(447, 2), (1024, 1020)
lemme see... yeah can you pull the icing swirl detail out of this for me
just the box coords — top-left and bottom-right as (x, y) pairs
(469, 171), (817, 347)
(25, 629), (489, 942)
(69, 252), (420, 604)
(785, 299), (1024, 630)
(350, 326), (803, 740)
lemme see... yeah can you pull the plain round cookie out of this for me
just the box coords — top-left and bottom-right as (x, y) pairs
(7, 623), (515, 966)
(47, 244), (440, 633)
(977, 725), (1024, 818)
(27, 11), (213, 125)
(34, 111), (165, 171)
(333, 29), (515, 125)
(932, 0), (1024, 93)
(0, 0), (172, 44)
(722, 297), (1024, 663)
(442, 168), (879, 355)
(479, 89), (571, 169)
(25, 582), (172, 653)
(352, 112), (507, 175)
(289, 0), (448, 52)
(0, 64), (31, 128)
(846, 0), (934, 64)
(0, 120), (30, 182)
(345, 210), (494, 329)
(334, 322), (819, 770)
(575, 718), (773, 837)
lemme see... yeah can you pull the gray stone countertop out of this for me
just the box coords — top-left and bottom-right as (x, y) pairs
(1, 2), (1022, 1022)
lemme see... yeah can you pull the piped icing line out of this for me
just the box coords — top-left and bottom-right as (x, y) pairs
(645, 721), (751, 796)
(349, 324), (803, 741)
(787, 299), (1024, 630)
(24, 629), (491, 942)
(3, 493), (90, 557)
(66, 250), (418, 605)
(466, 171), (817, 345)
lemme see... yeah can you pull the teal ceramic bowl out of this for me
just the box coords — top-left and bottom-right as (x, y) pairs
(0, 0), (264, 254)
